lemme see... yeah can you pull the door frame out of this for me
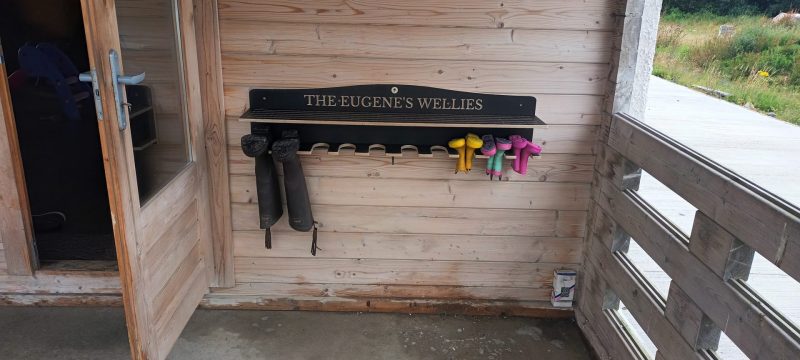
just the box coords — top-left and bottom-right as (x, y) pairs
(192, 0), (233, 288)
(0, 36), (37, 276)
(0, 0), (232, 286)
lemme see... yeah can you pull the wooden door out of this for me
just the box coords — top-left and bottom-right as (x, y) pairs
(79, 0), (214, 358)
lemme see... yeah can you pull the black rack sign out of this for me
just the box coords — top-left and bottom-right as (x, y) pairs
(249, 84), (536, 117)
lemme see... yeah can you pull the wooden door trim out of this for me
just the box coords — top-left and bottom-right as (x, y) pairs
(194, 0), (234, 288)
(0, 41), (37, 276)
(178, 0), (217, 291)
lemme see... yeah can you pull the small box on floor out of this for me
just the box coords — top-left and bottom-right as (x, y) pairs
(551, 269), (577, 308)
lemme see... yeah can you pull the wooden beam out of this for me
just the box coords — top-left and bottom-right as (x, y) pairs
(0, 294), (122, 307)
(0, 45), (38, 275)
(194, 0), (234, 288)
(0, 273), (120, 294)
(0, 46), (36, 275)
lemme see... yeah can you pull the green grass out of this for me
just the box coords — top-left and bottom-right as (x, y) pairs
(654, 12), (800, 125)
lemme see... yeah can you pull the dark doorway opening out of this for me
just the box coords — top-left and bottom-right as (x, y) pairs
(0, 0), (116, 266)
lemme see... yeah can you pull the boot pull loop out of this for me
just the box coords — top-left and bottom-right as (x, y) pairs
(311, 222), (319, 256)
(264, 228), (272, 249)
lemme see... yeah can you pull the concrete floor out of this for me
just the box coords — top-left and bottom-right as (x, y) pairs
(0, 307), (591, 360)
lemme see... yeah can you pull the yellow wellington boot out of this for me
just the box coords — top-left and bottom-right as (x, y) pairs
(464, 133), (483, 172)
(448, 138), (467, 174)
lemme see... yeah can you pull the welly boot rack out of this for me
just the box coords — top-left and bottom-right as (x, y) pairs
(239, 84), (547, 159)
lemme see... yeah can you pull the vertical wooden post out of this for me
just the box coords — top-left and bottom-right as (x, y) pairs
(665, 282), (721, 351)
(193, 0), (234, 288)
(0, 40), (37, 275)
(689, 211), (755, 280)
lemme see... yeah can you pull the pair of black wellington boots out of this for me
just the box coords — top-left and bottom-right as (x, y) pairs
(241, 129), (318, 255)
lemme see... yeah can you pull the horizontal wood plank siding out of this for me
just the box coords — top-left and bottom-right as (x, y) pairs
(234, 257), (564, 288)
(222, 54), (608, 95)
(229, 175), (591, 210)
(219, 21), (615, 63)
(234, 231), (582, 263)
(211, 282), (550, 301)
(217, 0), (620, 30)
(218, 0), (615, 309)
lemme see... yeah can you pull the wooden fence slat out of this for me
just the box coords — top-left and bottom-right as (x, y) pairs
(593, 175), (800, 359)
(586, 234), (702, 359)
(608, 113), (800, 283)
(576, 265), (645, 360)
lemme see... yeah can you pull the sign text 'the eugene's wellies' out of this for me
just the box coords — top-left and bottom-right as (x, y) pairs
(303, 94), (485, 111)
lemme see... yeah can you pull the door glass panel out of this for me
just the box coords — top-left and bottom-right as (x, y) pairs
(115, 0), (190, 204)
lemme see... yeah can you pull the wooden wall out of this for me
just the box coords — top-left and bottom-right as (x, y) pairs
(208, 0), (619, 310)
(0, 241), (6, 274)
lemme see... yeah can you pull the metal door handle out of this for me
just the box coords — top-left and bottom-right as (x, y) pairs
(118, 72), (145, 86)
(78, 72), (93, 83)
(109, 49), (146, 130)
(78, 53), (146, 129)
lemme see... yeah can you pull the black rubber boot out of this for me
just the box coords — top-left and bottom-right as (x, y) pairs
(241, 131), (283, 249)
(272, 130), (318, 255)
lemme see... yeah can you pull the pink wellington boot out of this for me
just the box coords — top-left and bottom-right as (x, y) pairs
(510, 135), (528, 173)
(517, 141), (543, 175)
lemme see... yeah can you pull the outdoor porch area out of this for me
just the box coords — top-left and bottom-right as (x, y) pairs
(2, 77), (797, 359)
